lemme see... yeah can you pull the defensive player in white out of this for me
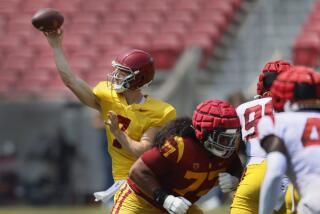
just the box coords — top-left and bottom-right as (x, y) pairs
(231, 60), (295, 214)
(258, 66), (320, 214)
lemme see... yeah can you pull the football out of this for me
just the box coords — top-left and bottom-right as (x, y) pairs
(31, 8), (64, 32)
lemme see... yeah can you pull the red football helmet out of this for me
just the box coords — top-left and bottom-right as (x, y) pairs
(192, 100), (240, 158)
(107, 49), (155, 93)
(256, 60), (292, 97)
(271, 66), (320, 112)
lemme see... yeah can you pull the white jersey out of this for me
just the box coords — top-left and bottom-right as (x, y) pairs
(236, 97), (273, 165)
(259, 111), (320, 197)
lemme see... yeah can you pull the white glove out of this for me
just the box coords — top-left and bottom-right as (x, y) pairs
(163, 195), (191, 214)
(218, 172), (239, 193)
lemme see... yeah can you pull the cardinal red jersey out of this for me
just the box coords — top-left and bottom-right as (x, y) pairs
(130, 136), (241, 204)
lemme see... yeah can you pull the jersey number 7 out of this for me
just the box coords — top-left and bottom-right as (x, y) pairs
(112, 115), (131, 148)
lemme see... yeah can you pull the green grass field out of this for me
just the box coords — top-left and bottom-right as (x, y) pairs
(0, 206), (229, 214)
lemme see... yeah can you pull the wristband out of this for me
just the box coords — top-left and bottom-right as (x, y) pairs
(153, 189), (169, 206)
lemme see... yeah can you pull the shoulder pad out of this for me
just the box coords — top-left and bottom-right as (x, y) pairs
(159, 136), (185, 163)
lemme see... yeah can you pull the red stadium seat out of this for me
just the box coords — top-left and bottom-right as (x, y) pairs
(32, 56), (57, 70)
(200, 0), (235, 22)
(150, 34), (183, 69)
(100, 46), (132, 62)
(7, 23), (35, 39)
(24, 67), (55, 77)
(111, 1), (141, 14)
(171, 1), (201, 14)
(0, 82), (12, 97)
(313, 1), (320, 12)
(71, 13), (100, 26)
(196, 11), (229, 33)
(0, 71), (19, 86)
(69, 56), (93, 75)
(303, 19), (320, 35)
(20, 0), (52, 13)
(0, 0), (21, 16)
(121, 35), (151, 50)
(8, 13), (32, 25)
(159, 21), (188, 37)
(96, 23), (128, 38)
(94, 52), (117, 70)
(53, 0), (81, 15)
(183, 34), (215, 67)
(94, 46), (136, 73)
(0, 15), (6, 28)
(20, 70), (51, 84)
(40, 79), (76, 100)
(2, 55), (31, 73)
(189, 22), (221, 42)
(64, 24), (96, 40)
(142, 1), (172, 13)
(102, 13), (132, 26)
(90, 34), (120, 52)
(0, 35), (24, 53)
(308, 11), (320, 23)
(165, 11), (195, 25)
(5, 50), (34, 65)
(183, 34), (215, 53)
(78, 0), (111, 15)
(293, 33), (320, 67)
(229, 0), (243, 10)
(69, 48), (100, 61)
(134, 11), (164, 25)
(28, 37), (51, 54)
(128, 22), (157, 38)
(15, 80), (44, 91)
(85, 67), (111, 87)
(7, 12), (36, 38)
(63, 35), (87, 53)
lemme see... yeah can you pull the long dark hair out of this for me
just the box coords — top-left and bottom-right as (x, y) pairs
(154, 117), (197, 147)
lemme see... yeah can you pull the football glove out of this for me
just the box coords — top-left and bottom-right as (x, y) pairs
(218, 172), (239, 193)
(163, 195), (191, 214)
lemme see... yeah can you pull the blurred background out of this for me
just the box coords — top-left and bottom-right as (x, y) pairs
(0, 0), (318, 213)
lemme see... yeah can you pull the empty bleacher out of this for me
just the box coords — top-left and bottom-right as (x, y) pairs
(293, 0), (320, 68)
(0, 0), (243, 100)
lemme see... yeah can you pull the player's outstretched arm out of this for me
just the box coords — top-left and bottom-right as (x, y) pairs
(45, 30), (100, 111)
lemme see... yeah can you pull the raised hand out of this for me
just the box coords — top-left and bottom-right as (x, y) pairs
(44, 29), (63, 49)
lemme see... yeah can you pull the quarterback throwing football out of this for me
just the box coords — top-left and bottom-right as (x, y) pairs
(43, 31), (176, 206)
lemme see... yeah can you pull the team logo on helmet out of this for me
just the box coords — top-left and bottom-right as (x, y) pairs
(271, 66), (320, 112)
(107, 49), (155, 93)
(256, 60), (292, 97)
(192, 100), (240, 158)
